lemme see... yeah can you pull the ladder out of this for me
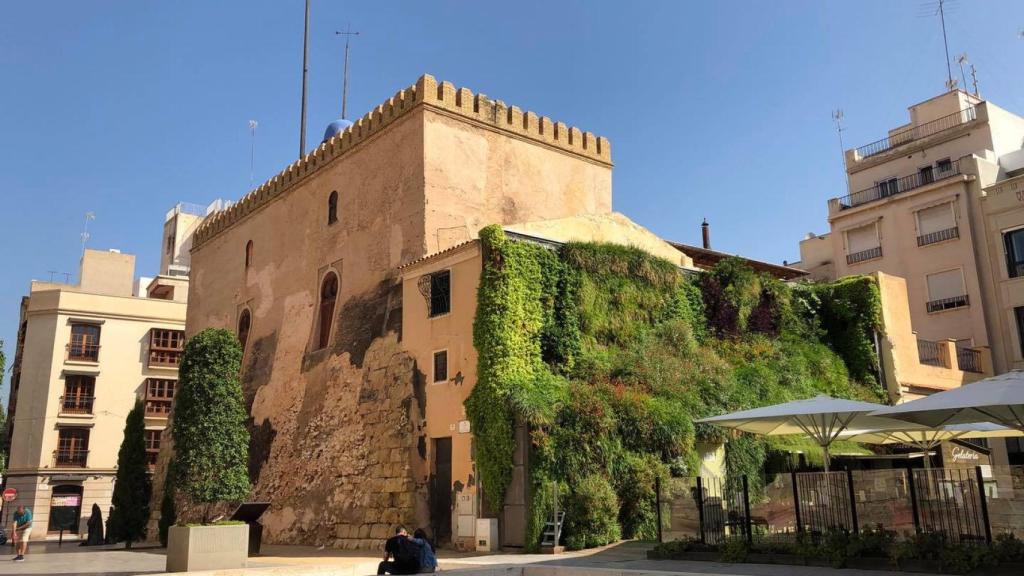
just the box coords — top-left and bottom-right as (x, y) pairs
(540, 511), (565, 547)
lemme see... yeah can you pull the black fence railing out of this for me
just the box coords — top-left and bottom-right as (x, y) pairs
(53, 449), (89, 468)
(59, 395), (94, 415)
(659, 467), (994, 547)
(837, 159), (963, 210)
(855, 107), (977, 159)
(847, 246), (882, 265)
(918, 226), (960, 247)
(917, 339), (947, 368)
(957, 347), (983, 373)
(927, 294), (969, 314)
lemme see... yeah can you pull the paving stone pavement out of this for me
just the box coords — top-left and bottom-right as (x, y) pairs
(0, 540), (942, 576)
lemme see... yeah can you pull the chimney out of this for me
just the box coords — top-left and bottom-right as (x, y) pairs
(701, 218), (711, 249)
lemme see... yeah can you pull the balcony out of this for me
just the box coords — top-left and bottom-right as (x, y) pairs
(59, 395), (94, 415)
(956, 347), (984, 374)
(918, 226), (960, 247)
(846, 246), (882, 265)
(53, 449), (88, 468)
(66, 342), (100, 363)
(148, 329), (184, 368)
(926, 294), (969, 313)
(917, 339), (946, 368)
(854, 107), (976, 160)
(836, 159), (963, 211)
(145, 398), (173, 418)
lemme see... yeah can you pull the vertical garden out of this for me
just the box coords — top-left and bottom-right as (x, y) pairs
(465, 226), (884, 551)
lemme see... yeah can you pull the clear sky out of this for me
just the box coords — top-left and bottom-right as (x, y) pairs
(2, 1), (1023, 397)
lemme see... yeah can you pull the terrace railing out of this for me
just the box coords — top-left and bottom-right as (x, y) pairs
(855, 107), (976, 159)
(846, 246), (882, 265)
(918, 226), (960, 247)
(837, 159), (963, 211)
(926, 294), (969, 314)
(917, 339), (947, 368)
(956, 347), (983, 373)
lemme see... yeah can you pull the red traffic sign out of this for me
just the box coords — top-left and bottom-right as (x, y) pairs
(2, 488), (17, 502)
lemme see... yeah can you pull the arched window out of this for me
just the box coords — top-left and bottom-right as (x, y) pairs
(318, 272), (339, 349)
(245, 240), (254, 268)
(238, 309), (252, 354)
(328, 191), (338, 225)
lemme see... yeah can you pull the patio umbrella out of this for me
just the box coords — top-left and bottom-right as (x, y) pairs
(697, 395), (923, 471)
(841, 422), (1022, 468)
(869, 370), (1024, 431)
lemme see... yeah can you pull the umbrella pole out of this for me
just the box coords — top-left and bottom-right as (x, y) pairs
(823, 444), (830, 473)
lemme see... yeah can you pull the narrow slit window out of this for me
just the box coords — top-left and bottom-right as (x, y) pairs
(318, 272), (339, 349)
(328, 191), (338, 225)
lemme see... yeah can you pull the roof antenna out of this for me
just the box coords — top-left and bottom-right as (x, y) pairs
(832, 109), (849, 192)
(969, 62), (980, 97)
(956, 54), (969, 93)
(335, 24), (360, 120)
(935, 0), (956, 90)
(248, 120), (258, 186)
(80, 211), (96, 257)
(298, 0), (310, 158)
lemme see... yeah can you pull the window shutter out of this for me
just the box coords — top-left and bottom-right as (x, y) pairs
(917, 203), (955, 236)
(847, 224), (879, 254)
(926, 269), (965, 301)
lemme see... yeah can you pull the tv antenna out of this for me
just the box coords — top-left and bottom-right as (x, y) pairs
(298, 0), (310, 158)
(832, 109), (849, 191)
(923, 0), (956, 90)
(335, 24), (361, 120)
(248, 120), (258, 186)
(80, 211), (95, 256)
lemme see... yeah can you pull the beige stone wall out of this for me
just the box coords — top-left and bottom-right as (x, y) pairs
(170, 75), (615, 549)
(978, 173), (1024, 373)
(78, 249), (136, 297)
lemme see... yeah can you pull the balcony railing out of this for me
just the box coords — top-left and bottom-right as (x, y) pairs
(855, 107), (977, 159)
(918, 226), (960, 247)
(148, 350), (182, 368)
(926, 294), (969, 313)
(53, 449), (89, 468)
(837, 159), (963, 210)
(917, 339), (947, 368)
(846, 246), (882, 265)
(956, 347), (983, 373)
(66, 342), (100, 362)
(59, 395), (94, 415)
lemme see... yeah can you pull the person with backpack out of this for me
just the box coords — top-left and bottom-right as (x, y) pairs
(377, 526), (421, 575)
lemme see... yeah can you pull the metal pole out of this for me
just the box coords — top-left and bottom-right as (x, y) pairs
(845, 468), (859, 534)
(939, 0), (954, 90)
(975, 465), (992, 544)
(342, 25), (350, 119)
(299, 0), (310, 158)
(791, 471), (802, 535)
(906, 466), (921, 534)
(695, 476), (706, 544)
(741, 475), (752, 545)
(655, 476), (663, 544)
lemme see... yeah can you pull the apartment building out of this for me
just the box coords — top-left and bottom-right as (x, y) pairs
(798, 90), (1024, 388)
(3, 204), (203, 539)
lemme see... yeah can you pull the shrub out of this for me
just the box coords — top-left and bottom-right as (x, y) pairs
(563, 475), (621, 550)
(107, 401), (151, 548)
(170, 328), (251, 521)
(719, 538), (749, 563)
(612, 452), (665, 540)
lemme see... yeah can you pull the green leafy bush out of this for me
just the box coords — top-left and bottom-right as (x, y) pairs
(170, 328), (251, 520)
(563, 475), (621, 550)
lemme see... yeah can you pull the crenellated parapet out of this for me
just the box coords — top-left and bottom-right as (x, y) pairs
(192, 74), (612, 249)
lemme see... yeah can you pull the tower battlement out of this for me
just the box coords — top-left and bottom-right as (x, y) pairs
(192, 74), (611, 248)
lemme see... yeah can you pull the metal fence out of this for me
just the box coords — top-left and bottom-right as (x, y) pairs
(657, 465), (1018, 545)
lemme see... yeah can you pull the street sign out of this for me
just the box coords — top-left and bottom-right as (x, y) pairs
(2, 488), (17, 502)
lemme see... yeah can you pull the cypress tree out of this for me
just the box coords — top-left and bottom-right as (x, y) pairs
(108, 400), (152, 548)
(171, 328), (251, 521)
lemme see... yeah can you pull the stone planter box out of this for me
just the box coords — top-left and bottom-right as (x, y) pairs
(166, 524), (249, 573)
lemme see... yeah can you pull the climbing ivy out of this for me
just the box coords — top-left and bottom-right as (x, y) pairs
(466, 233), (884, 551)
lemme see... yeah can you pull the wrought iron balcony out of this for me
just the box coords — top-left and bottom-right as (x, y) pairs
(855, 107), (976, 159)
(926, 294), (969, 313)
(53, 449), (89, 468)
(66, 342), (100, 362)
(846, 246), (882, 265)
(917, 226), (960, 247)
(956, 347), (983, 373)
(836, 159), (963, 211)
(917, 339), (947, 368)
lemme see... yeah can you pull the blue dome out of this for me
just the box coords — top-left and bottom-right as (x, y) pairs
(322, 118), (354, 142)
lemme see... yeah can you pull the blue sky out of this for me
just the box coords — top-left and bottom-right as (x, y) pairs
(2, 1), (1023, 396)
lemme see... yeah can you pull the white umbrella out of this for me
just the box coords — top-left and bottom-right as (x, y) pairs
(869, 370), (1024, 430)
(697, 395), (923, 471)
(841, 422), (1022, 468)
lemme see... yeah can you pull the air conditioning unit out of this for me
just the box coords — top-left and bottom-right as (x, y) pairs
(475, 518), (498, 552)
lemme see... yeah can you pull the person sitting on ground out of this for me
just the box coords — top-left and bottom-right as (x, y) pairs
(378, 526), (421, 575)
(412, 529), (437, 573)
(11, 505), (32, 562)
